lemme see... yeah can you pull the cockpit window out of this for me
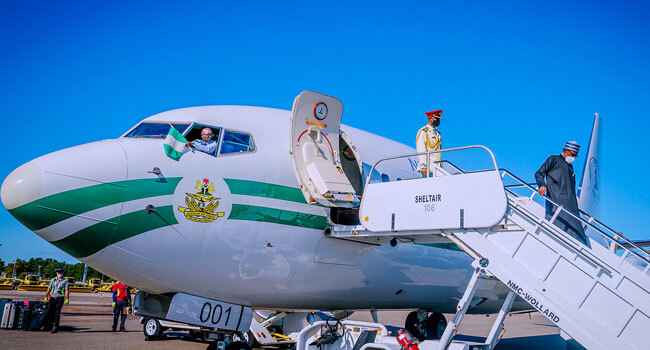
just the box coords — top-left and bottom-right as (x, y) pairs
(125, 123), (190, 138)
(220, 130), (255, 154)
(124, 121), (254, 156)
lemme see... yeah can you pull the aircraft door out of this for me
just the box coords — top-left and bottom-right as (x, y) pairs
(290, 91), (360, 208)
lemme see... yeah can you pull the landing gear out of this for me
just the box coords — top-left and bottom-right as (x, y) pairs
(404, 311), (447, 341)
(429, 312), (448, 339)
(242, 331), (258, 348)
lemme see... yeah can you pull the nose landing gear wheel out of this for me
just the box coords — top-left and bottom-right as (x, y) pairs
(430, 312), (447, 339)
(405, 311), (447, 341)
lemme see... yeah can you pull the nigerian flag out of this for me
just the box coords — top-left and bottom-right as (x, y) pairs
(163, 127), (188, 161)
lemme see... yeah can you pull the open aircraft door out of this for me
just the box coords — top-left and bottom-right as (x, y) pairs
(290, 91), (360, 208)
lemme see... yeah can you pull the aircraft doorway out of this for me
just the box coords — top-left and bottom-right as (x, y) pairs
(330, 134), (363, 225)
(290, 91), (362, 209)
(339, 135), (363, 196)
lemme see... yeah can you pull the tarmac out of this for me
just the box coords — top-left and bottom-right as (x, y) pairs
(0, 290), (573, 350)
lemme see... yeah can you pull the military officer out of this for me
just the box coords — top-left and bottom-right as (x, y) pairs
(416, 109), (443, 177)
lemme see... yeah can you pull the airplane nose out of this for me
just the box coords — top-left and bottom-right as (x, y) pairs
(2, 140), (127, 232)
(1, 160), (42, 212)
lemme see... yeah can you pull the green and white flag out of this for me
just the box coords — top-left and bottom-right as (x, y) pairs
(163, 127), (189, 161)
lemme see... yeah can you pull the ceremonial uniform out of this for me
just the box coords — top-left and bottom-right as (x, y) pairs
(416, 117), (442, 177)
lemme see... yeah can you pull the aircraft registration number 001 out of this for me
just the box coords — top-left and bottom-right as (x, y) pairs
(166, 293), (253, 332)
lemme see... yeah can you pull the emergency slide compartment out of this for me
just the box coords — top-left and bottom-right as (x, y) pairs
(290, 91), (361, 208)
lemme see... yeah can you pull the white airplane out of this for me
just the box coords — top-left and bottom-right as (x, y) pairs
(0, 91), (603, 340)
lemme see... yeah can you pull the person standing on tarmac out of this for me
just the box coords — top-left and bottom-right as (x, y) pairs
(535, 141), (589, 245)
(416, 109), (443, 177)
(44, 268), (70, 333)
(111, 281), (131, 332)
(111, 280), (131, 332)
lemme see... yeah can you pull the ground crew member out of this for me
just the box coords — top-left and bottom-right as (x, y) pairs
(416, 109), (443, 177)
(187, 127), (217, 156)
(111, 280), (131, 332)
(44, 267), (69, 333)
(535, 141), (589, 245)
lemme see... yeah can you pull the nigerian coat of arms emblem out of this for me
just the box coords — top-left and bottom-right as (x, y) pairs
(178, 178), (225, 223)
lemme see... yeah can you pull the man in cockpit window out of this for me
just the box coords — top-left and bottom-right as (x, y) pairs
(188, 128), (217, 156)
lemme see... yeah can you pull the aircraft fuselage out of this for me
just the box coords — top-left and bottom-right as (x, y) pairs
(1, 106), (513, 313)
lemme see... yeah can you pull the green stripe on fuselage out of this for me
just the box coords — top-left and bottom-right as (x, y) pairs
(9, 177), (182, 230)
(229, 204), (327, 230)
(224, 178), (307, 204)
(14, 176), (326, 257)
(51, 205), (178, 258)
(51, 203), (326, 258)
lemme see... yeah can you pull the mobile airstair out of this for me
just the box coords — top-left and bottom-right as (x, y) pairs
(329, 145), (650, 350)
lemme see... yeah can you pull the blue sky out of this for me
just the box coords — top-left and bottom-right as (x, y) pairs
(1, 1), (649, 263)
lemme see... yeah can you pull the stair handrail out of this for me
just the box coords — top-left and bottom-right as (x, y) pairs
(438, 159), (650, 266)
(499, 168), (650, 264)
(364, 144), (500, 188)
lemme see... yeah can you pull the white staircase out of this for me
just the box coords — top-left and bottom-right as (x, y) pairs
(330, 146), (650, 350)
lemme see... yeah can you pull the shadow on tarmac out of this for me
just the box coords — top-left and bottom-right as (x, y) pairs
(150, 331), (212, 345)
(453, 334), (584, 350)
(496, 334), (584, 350)
(51, 325), (90, 332)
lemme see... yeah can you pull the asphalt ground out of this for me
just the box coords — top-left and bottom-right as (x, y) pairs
(0, 291), (571, 350)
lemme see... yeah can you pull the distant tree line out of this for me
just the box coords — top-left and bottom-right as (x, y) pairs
(1, 257), (111, 282)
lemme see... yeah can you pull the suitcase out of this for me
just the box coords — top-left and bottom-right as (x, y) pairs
(0, 299), (11, 322)
(15, 302), (32, 330)
(1, 302), (16, 329)
(12, 302), (24, 329)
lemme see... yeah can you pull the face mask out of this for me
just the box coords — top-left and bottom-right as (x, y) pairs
(564, 156), (576, 164)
